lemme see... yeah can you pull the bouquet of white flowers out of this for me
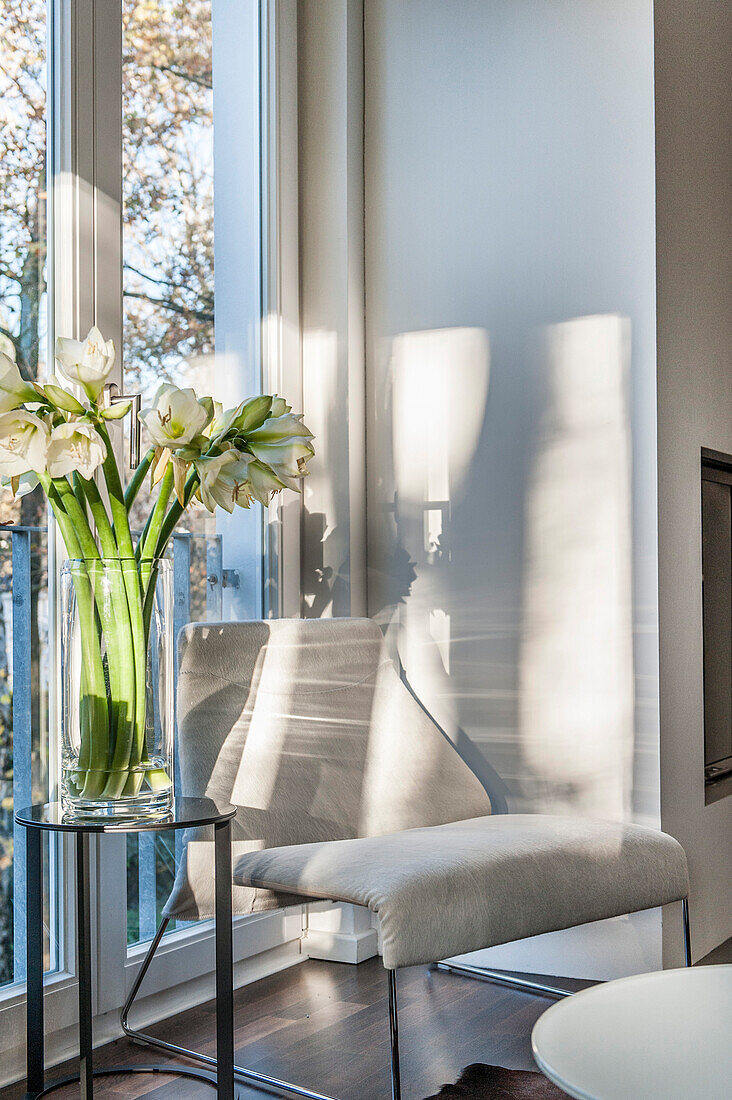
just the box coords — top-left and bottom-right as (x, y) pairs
(0, 326), (314, 816)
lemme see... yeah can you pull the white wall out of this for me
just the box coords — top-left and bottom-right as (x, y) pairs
(654, 0), (732, 964)
(298, 0), (367, 619)
(364, 0), (663, 977)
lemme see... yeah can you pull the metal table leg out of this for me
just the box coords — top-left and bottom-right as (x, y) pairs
(215, 819), (234, 1100)
(18, 802), (238, 1100)
(25, 826), (44, 1099)
(76, 833), (94, 1099)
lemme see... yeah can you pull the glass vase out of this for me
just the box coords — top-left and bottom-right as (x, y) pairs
(60, 557), (174, 819)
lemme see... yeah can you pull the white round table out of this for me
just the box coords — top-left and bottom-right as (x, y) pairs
(531, 965), (732, 1100)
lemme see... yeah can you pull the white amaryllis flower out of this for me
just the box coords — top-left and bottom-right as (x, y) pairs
(140, 383), (210, 448)
(269, 397), (291, 418)
(247, 436), (314, 483)
(246, 460), (287, 506)
(0, 410), (49, 476)
(245, 412), (311, 445)
(0, 351), (37, 412)
(196, 450), (254, 513)
(46, 421), (107, 480)
(0, 471), (39, 498)
(55, 326), (115, 400)
(202, 400), (224, 439)
(244, 411), (314, 486)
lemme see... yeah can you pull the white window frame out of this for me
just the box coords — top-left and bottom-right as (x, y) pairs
(0, 0), (115, 1066)
(0, 0), (304, 1085)
(262, 0), (301, 618)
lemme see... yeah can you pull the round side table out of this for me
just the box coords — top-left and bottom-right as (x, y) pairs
(15, 797), (237, 1100)
(532, 964), (732, 1100)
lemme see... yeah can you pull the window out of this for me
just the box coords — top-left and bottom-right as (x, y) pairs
(0, 2), (297, 1056)
(0, 0), (59, 993)
(119, 0), (264, 950)
(122, 0), (215, 402)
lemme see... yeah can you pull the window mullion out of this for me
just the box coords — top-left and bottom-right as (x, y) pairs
(50, 0), (127, 1016)
(261, 0), (301, 619)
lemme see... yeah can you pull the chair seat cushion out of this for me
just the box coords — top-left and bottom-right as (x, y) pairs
(233, 814), (689, 968)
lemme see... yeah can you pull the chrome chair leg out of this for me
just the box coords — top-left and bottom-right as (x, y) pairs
(121, 917), (170, 1032)
(434, 899), (694, 997)
(124, 902), (692, 1099)
(432, 960), (574, 999)
(682, 897), (692, 967)
(387, 969), (401, 1100)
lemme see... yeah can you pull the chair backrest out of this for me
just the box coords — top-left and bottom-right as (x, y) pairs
(165, 617), (492, 920)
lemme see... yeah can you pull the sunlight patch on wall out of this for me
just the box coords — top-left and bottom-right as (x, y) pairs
(392, 327), (490, 505)
(519, 314), (634, 820)
(302, 329), (339, 516)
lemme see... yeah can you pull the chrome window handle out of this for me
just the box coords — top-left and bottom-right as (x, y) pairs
(103, 383), (142, 468)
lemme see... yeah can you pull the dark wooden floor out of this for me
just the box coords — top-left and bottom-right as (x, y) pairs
(1, 958), (589, 1100)
(699, 936), (732, 965)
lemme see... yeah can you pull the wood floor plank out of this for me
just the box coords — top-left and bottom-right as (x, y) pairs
(0, 958), (573, 1100)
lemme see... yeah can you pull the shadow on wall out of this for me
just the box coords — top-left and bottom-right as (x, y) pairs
(368, 317), (635, 822)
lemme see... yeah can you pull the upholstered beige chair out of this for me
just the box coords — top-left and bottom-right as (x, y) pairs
(122, 618), (690, 1100)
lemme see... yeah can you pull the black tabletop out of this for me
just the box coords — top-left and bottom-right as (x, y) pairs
(15, 796), (236, 833)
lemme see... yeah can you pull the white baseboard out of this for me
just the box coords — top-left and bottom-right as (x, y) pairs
(302, 901), (380, 964)
(302, 926), (379, 964)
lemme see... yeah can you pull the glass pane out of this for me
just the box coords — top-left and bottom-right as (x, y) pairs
(122, 0), (215, 539)
(122, 1), (215, 394)
(122, 0), (262, 946)
(0, 0), (57, 990)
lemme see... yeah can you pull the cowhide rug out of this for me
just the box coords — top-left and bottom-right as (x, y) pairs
(424, 1063), (570, 1099)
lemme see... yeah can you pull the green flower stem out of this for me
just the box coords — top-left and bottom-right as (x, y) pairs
(140, 464), (174, 563)
(139, 464), (174, 634)
(97, 423), (136, 558)
(77, 475), (119, 560)
(72, 472), (87, 517)
(135, 506), (155, 564)
(40, 475), (110, 797)
(137, 464), (200, 796)
(140, 468), (198, 644)
(96, 424), (153, 797)
(76, 476), (140, 787)
(153, 469), (201, 559)
(124, 447), (154, 510)
(56, 475), (138, 798)
(96, 556), (137, 799)
(41, 476), (82, 560)
(142, 767), (172, 792)
(75, 475), (130, 739)
(52, 477), (100, 562)
(141, 559), (160, 645)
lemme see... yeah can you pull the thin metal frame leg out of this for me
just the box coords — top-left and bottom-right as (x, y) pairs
(388, 969), (401, 1100)
(25, 826), (44, 1097)
(682, 897), (692, 967)
(76, 833), (93, 1100)
(214, 820), (234, 1100)
(121, 916), (171, 1030)
(432, 960), (574, 999)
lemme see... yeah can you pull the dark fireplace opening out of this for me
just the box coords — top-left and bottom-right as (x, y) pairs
(701, 448), (732, 804)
